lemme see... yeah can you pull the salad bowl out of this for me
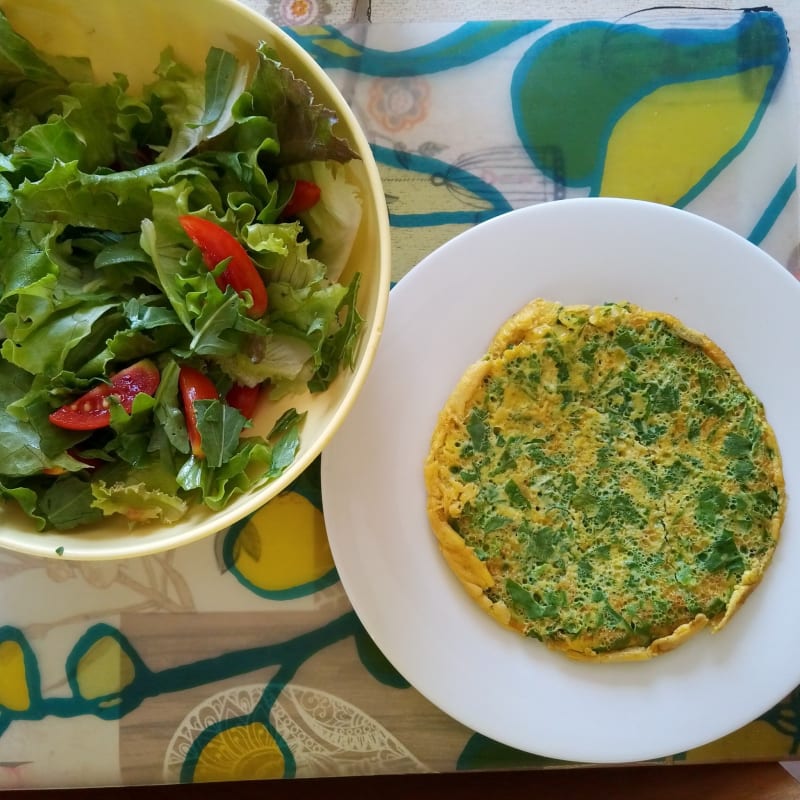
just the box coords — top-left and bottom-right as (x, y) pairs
(0, 0), (391, 559)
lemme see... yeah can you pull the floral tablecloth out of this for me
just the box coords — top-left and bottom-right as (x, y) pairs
(1, 3), (799, 789)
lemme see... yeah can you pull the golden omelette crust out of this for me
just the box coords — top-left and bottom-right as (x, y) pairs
(424, 300), (785, 661)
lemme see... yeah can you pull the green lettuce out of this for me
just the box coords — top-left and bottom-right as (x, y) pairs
(283, 161), (362, 282)
(0, 10), (364, 530)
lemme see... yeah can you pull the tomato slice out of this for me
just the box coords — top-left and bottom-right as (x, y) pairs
(280, 179), (321, 219)
(179, 366), (219, 458)
(49, 360), (161, 431)
(225, 382), (262, 420)
(178, 215), (268, 318)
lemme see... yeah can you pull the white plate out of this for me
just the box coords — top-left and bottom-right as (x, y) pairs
(320, 198), (800, 764)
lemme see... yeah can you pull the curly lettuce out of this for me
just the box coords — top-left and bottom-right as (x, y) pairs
(0, 11), (364, 531)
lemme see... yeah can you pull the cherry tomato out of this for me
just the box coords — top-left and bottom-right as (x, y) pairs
(49, 360), (160, 431)
(178, 215), (268, 318)
(280, 179), (321, 219)
(225, 382), (262, 420)
(179, 366), (219, 458)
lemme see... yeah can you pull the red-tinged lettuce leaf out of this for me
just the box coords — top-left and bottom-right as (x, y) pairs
(236, 44), (360, 166)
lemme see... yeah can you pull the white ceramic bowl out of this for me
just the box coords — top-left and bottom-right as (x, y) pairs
(0, 0), (391, 559)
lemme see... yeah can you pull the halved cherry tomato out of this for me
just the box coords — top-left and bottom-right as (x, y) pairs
(179, 366), (218, 458)
(49, 360), (161, 431)
(178, 215), (268, 318)
(225, 382), (262, 420)
(280, 179), (321, 219)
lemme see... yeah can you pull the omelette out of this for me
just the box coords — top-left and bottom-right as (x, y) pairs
(424, 300), (785, 661)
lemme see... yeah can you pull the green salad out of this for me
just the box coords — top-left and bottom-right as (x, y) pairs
(0, 11), (366, 531)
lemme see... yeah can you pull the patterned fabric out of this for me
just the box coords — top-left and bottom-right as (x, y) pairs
(1, 8), (798, 788)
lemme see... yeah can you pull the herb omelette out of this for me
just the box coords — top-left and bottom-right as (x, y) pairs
(424, 300), (785, 661)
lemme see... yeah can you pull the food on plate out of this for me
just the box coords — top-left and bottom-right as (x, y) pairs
(424, 299), (785, 660)
(0, 11), (365, 531)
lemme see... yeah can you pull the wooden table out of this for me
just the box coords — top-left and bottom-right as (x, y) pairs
(5, 763), (800, 799)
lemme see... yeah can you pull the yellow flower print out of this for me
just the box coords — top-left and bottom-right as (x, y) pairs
(0, 639), (30, 713)
(193, 721), (287, 782)
(225, 492), (338, 598)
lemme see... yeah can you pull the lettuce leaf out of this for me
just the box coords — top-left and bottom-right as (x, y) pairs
(283, 161), (362, 282)
(14, 159), (179, 232)
(147, 47), (249, 163)
(91, 479), (188, 524)
(233, 44), (359, 166)
(0, 360), (85, 476)
(216, 332), (314, 390)
(0, 11), (363, 530)
(0, 11), (69, 93)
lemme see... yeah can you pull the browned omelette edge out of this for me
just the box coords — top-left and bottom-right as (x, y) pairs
(424, 299), (786, 662)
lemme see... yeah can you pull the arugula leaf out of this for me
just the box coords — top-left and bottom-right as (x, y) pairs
(695, 484), (728, 528)
(524, 523), (558, 561)
(153, 358), (191, 454)
(39, 475), (103, 530)
(199, 48), (242, 126)
(266, 408), (306, 479)
(307, 272), (363, 393)
(0, 361), (82, 476)
(193, 399), (249, 468)
(268, 407), (305, 438)
(504, 479), (530, 510)
(723, 433), (753, 457)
